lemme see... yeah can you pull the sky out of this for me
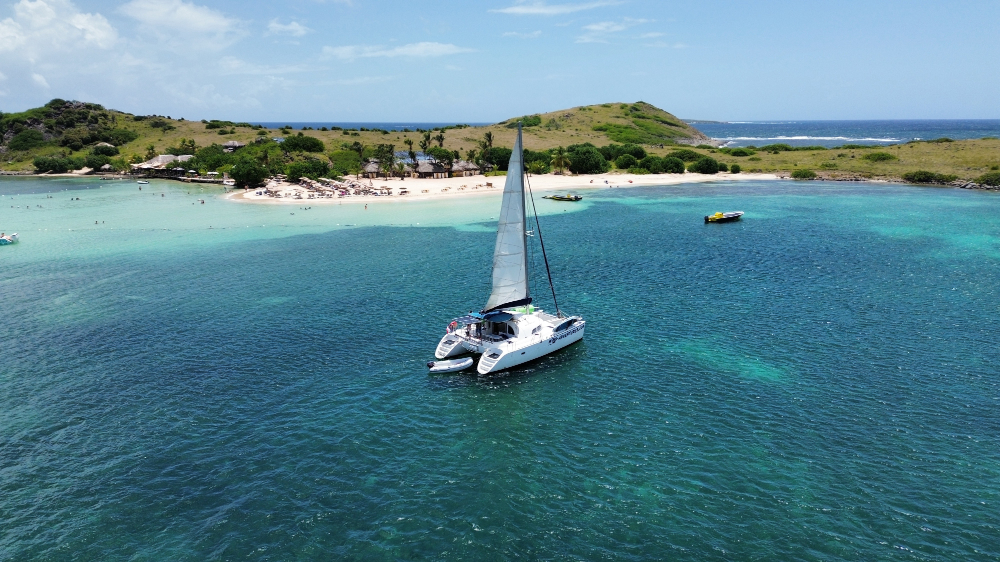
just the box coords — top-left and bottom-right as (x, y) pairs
(1, 0), (998, 122)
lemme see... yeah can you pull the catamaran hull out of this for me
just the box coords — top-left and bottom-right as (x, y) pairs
(435, 335), (473, 359)
(477, 321), (585, 374)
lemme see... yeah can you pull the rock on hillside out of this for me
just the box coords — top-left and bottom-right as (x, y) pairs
(0, 99), (139, 153)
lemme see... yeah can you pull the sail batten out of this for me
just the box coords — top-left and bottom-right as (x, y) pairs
(483, 125), (529, 312)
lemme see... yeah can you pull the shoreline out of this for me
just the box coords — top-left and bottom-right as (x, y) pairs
(225, 172), (781, 205)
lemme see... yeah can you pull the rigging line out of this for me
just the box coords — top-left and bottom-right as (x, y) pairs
(524, 166), (562, 317)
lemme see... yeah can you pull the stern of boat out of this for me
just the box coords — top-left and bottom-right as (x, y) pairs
(435, 333), (468, 360)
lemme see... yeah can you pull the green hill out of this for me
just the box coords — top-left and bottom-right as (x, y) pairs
(0, 99), (711, 174)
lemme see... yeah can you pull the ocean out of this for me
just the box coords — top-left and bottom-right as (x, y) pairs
(2, 177), (999, 560)
(689, 120), (1000, 148)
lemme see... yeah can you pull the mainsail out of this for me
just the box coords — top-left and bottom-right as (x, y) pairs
(483, 124), (530, 312)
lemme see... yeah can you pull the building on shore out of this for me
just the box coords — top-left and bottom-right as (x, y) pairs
(131, 154), (194, 177)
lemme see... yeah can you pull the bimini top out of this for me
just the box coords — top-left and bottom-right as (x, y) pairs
(451, 314), (484, 325)
(482, 311), (514, 323)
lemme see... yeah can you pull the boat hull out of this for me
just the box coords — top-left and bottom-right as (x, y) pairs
(477, 320), (585, 374)
(435, 334), (472, 359)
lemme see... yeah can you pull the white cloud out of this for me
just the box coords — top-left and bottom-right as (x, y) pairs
(119, 0), (242, 50)
(31, 72), (48, 88)
(492, 1), (620, 15)
(267, 19), (311, 37)
(323, 42), (473, 60)
(577, 17), (649, 43)
(0, 0), (117, 57)
(503, 30), (542, 38)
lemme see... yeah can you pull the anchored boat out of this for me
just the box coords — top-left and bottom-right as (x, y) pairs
(433, 124), (585, 375)
(0, 232), (18, 245)
(543, 194), (583, 202)
(705, 211), (744, 223)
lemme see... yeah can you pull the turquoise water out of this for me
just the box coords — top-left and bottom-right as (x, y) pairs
(2, 178), (999, 560)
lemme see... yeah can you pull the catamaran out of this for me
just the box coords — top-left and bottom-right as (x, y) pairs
(434, 124), (585, 374)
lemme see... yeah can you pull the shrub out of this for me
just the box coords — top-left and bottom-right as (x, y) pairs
(791, 169), (817, 179)
(286, 159), (330, 181)
(599, 143), (645, 162)
(901, 170), (958, 184)
(231, 157), (268, 188)
(627, 167), (650, 174)
(975, 171), (1000, 186)
(666, 148), (702, 162)
(730, 164), (741, 174)
(687, 157), (720, 174)
(84, 153), (110, 169)
(506, 115), (542, 128)
(567, 145), (610, 174)
(718, 162), (728, 172)
(662, 157), (685, 174)
(614, 154), (638, 169)
(639, 155), (665, 173)
(91, 144), (119, 156)
(728, 147), (755, 157)
(696, 144), (714, 149)
(329, 150), (361, 176)
(8, 129), (46, 150)
(862, 152), (897, 162)
(99, 129), (139, 146)
(483, 147), (513, 171)
(930, 137), (954, 143)
(281, 133), (325, 153)
(759, 143), (794, 152)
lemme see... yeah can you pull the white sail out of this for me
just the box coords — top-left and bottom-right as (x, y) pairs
(484, 125), (529, 312)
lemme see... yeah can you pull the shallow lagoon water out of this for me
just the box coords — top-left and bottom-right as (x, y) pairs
(1, 177), (999, 560)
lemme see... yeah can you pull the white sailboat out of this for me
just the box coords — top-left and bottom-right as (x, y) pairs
(434, 124), (585, 374)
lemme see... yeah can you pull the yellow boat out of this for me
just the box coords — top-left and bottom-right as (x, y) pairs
(704, 211), (744, 223)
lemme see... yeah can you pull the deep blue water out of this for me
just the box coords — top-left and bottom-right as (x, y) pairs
(690, 120), (1000, 148)
(2, 179), (1000, 560)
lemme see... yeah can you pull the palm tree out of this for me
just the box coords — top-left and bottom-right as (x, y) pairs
(350, 141), (366, 179)
(466, 149), (477, 163)
(419, 131), (432, 153)
(483, 131), (494, 149)
(434, 132), (445, 148)
(551, 146), (571, 175)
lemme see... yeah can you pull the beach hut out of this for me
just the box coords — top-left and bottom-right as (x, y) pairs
(451, 160), (480, 177)
(415, 161), (448, 179)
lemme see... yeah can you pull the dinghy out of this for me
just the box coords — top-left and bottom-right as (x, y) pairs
(427, 358), (474, 373)
(0, 233), (18, 245)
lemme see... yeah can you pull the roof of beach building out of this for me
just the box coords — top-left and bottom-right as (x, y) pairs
(451, 160), (479, 172)
(132, 154), (194, 169)
(416, 161), (447, 174)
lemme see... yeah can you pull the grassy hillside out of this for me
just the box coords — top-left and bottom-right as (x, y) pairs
(2, 99), (997, 187)
(0, 100), (708, 173)
(709, 139), (1000, 184)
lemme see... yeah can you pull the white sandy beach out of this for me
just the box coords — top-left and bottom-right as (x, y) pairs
(227, 172), (781, 205)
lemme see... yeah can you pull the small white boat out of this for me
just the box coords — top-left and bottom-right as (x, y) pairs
(427, 358), (474, 373)
(0, 233), (18, 245)
(223, 179), (235, 186)
(137, 180), (149, 184)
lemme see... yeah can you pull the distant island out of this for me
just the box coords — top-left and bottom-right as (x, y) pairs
(1, 99), (998, 190)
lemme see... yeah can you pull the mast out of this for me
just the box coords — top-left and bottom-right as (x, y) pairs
(483, 123), (530, 313)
